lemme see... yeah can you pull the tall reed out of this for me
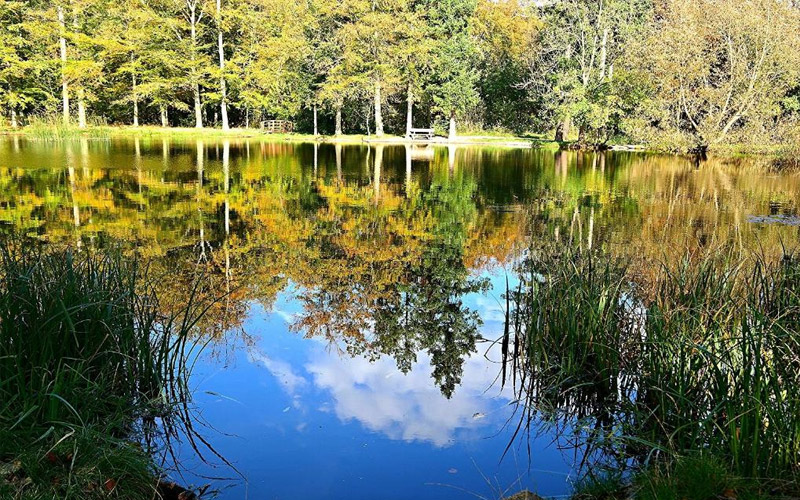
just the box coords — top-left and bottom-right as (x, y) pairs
(505, 245), (800, 481)
(0, 242), (209, 497)
(23, 116), (112, 140)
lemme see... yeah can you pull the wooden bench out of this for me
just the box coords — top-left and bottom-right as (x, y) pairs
(408, 128), (434, 141)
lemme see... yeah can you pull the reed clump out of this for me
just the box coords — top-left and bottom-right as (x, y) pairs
(23, 116), (113, 140)
(506, 245), (800, 488)
(0, 243), (206, 498)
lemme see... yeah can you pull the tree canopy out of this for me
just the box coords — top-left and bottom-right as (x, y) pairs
(2, 0), (800, 150)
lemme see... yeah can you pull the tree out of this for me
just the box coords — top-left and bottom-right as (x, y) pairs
(156, 0), (212, 128)
(423, 0), (481, 140)
(0, 1), (45, 128)
(524, 0), (651, 145)
(472, 0), (541, 133)
(232, 0), (314, 125)
(394, 1), (434, 137)
(215, 0), (229, 129)
(632, 0), (800, 150)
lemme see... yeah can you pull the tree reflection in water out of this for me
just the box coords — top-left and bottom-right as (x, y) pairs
(0, 137), (799, 480)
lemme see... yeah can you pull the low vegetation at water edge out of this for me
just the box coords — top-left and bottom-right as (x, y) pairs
(504, 245), (800, 498)
(0, 243), (208, 499)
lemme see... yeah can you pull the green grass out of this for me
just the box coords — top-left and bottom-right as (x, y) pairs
(573, 453), (779, 500)
(504, 245), (800, 493)
(0, 241), (210, 498)
(9, 120), (561, 148)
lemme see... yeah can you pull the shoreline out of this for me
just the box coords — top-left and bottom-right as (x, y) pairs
(0, 126), (566, 150)
(3, 126), (797, 159)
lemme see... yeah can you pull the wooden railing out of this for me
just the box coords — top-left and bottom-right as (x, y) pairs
(260, 120), (294, 134)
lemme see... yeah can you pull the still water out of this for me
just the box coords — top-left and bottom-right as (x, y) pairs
(0, 137), (798, 499)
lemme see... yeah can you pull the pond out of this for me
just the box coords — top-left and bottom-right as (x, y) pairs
(0, 137), (798, 499)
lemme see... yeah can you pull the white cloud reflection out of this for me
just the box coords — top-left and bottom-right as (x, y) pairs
(247, 350), (308, 394)
(248, 285), (516, 447)
(305, 344), (513, 447)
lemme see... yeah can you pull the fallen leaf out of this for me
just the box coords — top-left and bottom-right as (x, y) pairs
(104, 478), (117, 492)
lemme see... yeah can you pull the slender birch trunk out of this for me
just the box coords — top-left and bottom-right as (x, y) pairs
(72, 13), (86, 128)
(405, 83), (413, 138)
(58, 5), (69, 125)
(599, 28), (608, 79)
(77, 91), (87, 128)
(216, 0), (229, 130)
(313, 104), (318, 137)
(132, 71), (139, 127)
(189, 1), (203, 128)
(335, 102), (343, 136)
(374, 81), (384, 137)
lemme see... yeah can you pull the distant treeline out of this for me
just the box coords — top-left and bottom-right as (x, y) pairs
(1, 0), (800, 150)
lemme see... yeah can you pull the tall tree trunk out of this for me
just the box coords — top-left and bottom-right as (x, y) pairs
(72, 12), (86, 129)
(374, 81), (384, 137)
(555, 116), (571, 142)
(190, 1), (203, 129)
(77, 90), (87, 128)
(313, 104), (318, 136)
(216, 0), (229, 130)
(161, 106), (169, 127)
(58, 5), (69, 125)
(335, 103), (342, 136)
(448, 111), (457, 141)
(132, 72), (139, 127)
(405, 83), (413, 138)
(365, 103), (370, 136)
(599, 28), (608, 79)
(10, 108), (18, 129)
(193, 84), (203, 129)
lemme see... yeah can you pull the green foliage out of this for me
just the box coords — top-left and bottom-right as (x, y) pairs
(424, 0), (480, 123)
(573, 454), (779, 500)
(3, 0), (800, 148)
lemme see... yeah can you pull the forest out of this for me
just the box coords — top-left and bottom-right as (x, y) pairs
(1, 0), (800, 152)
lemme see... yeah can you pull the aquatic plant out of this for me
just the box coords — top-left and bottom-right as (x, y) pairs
(0, 242), (210, 498)
(504, 244), (800, 483)
(23, 116), (113, 140)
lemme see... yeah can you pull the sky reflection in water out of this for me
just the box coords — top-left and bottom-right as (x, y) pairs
(183, 273), (576, 500)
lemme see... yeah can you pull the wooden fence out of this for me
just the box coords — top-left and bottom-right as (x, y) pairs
(260, 120), (294, 134)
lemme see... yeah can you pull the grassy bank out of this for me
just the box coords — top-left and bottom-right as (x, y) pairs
(503, 245), (800, 498)
(1, 123), (560, 148)
(571, 453), (788, 500)
(0, 243), (209, 498)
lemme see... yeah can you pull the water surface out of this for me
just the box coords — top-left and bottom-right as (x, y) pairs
(0, 137), (797, 498)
